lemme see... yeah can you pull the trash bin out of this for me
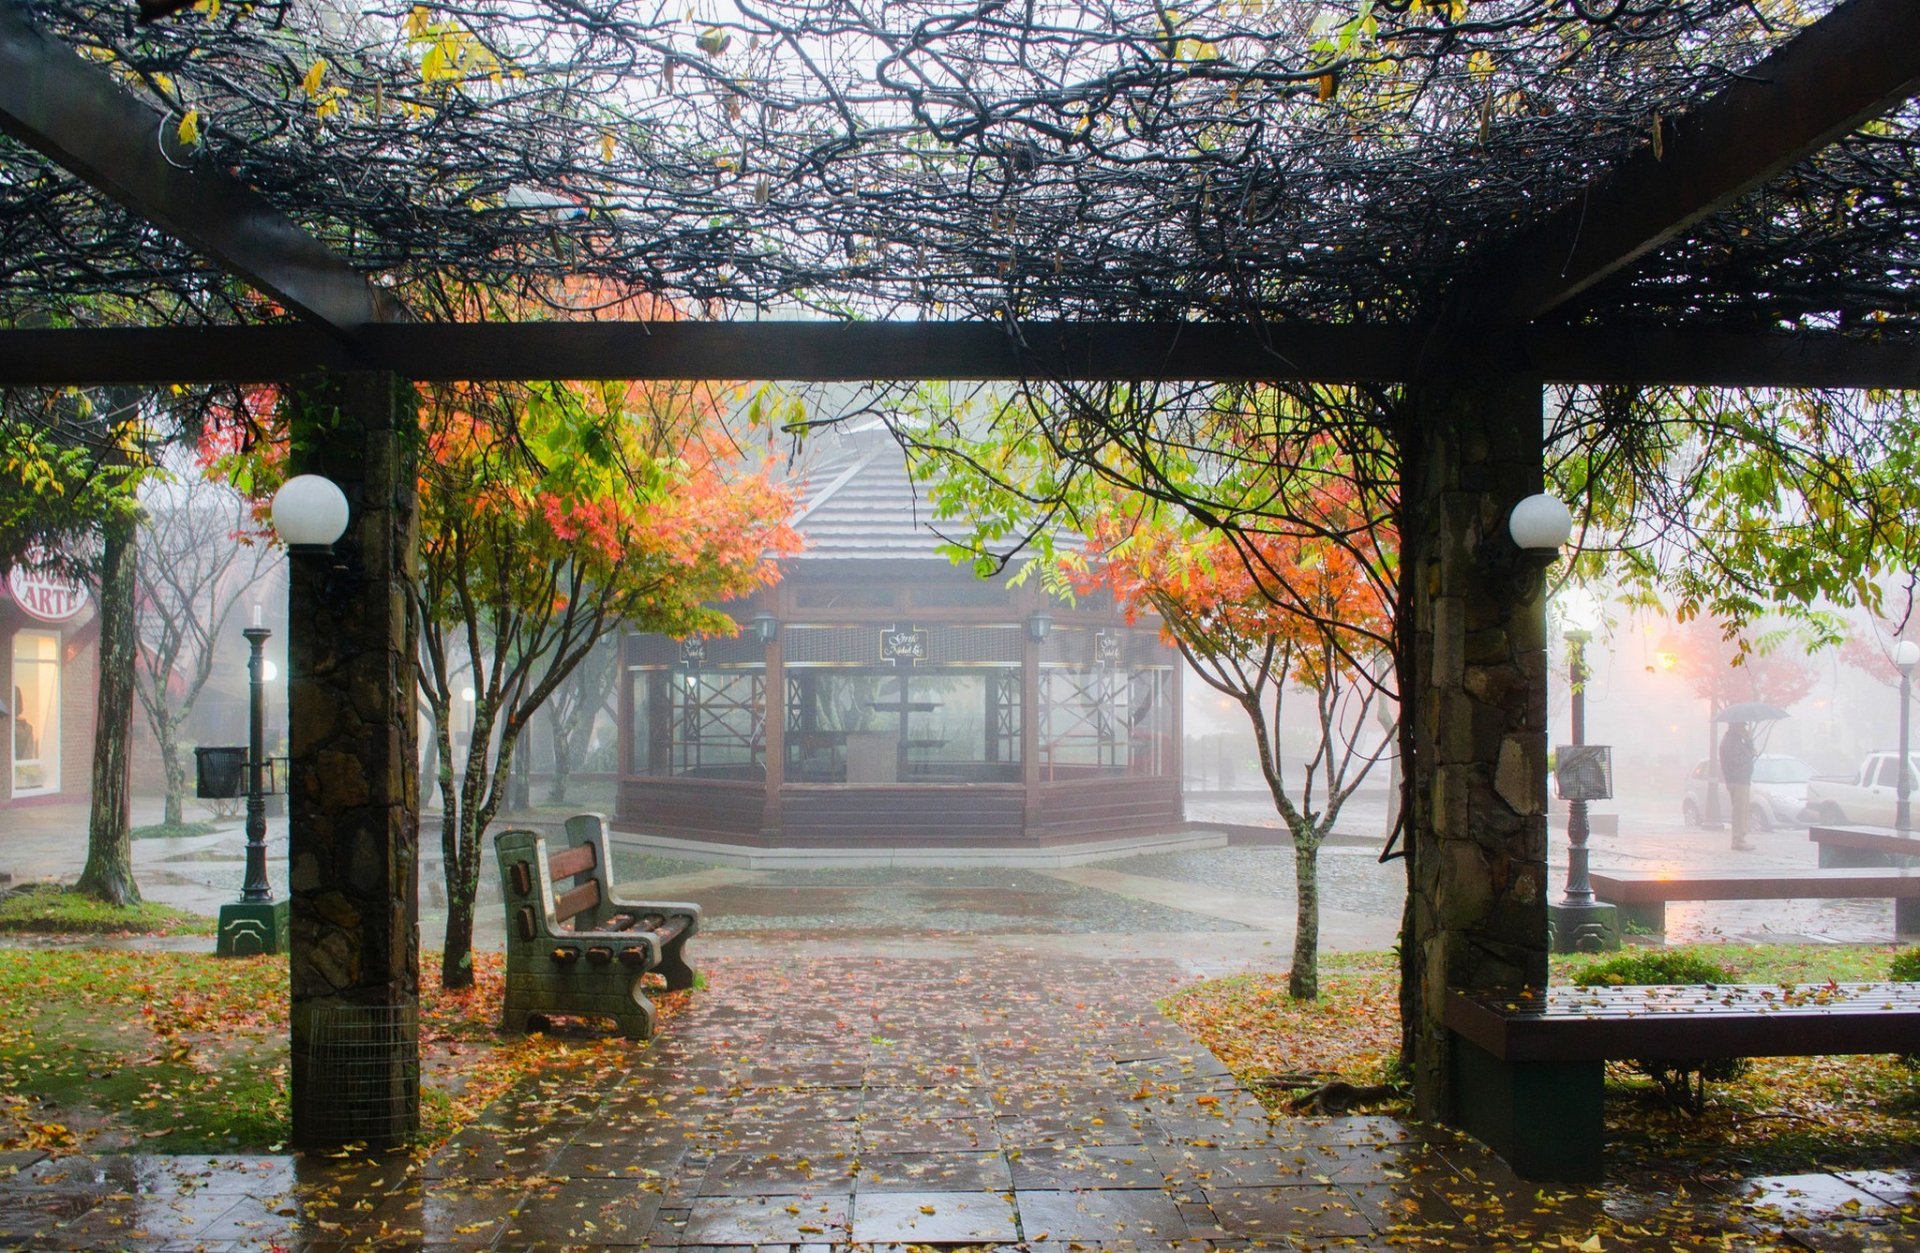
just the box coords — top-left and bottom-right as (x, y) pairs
(194, 746), (247, 799)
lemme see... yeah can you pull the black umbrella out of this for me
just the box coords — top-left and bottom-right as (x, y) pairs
(1714, 701), (1791, 723)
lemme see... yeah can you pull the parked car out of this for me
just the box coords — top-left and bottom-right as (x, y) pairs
(1800, 750), (1920, 826)
(1681, 753), (1815, 831)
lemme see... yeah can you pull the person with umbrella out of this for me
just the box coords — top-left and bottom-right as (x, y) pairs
(1720, 719), (1758, 850)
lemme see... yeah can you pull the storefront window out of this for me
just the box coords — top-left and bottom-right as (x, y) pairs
(11, 630), (59, 794)
(786, 669), (1020, 783)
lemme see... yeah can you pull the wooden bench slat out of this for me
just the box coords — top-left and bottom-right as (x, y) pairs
(547, 843), (597, 881)
(552, 879), (600, 923)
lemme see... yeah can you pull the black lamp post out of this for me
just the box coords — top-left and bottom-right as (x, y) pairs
(1559, 626), (1594, 906)
(1546, 611), (1619, 954)
(1896, 640), (1919, 833)
(217, 612), (289, 956)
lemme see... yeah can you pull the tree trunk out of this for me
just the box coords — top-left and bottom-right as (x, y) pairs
(157, 714), (185, 828)
(1288, 826), (1322, 1000)
(547, 711), (572, 804)
(77, 511), (139, 905)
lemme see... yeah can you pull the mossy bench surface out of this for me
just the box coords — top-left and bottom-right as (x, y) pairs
(494, 814), (701, 1040)
(1444, 982), (1920, 1182)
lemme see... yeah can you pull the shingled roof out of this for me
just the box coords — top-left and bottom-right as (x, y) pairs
(786, 430), (956, 565)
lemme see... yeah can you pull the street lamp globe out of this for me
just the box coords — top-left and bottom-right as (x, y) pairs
(270, 475), (350, 554)
(1895, 640), (1920, 671)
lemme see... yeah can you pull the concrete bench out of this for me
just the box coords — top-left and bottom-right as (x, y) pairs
(494, 813), (702, 1039)
(1809, 824), (1920, 869)
(1446, 982), (1920, 1181)
(1590, 868), (1920, 938)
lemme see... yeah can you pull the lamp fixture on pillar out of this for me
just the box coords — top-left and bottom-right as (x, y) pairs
(1896, 640), (1919, 833)
(1027, 609), (1054, 643)
(270, 474), (350, 553)
(1487, 492), (1572, 599)
(751, 611), (779, 645)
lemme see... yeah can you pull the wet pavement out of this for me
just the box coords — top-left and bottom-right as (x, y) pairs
(2, 948), (1916, 1250)
(1, 796), (1917, 1248)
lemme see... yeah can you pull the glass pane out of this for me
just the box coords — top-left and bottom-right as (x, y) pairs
(670, 671), (765, 780)
(786, 668), (1019, 783)
(12, 630), (60, 792)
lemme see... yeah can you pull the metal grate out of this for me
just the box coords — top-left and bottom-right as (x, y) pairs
(298, 1003), (420, 1146)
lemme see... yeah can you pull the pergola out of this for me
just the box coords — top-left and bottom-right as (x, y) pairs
(3, 0), (1918, 1151)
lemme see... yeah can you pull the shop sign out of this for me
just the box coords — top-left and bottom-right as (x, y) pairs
(880, 624), (929, 665)
(6, 564), (90, 624)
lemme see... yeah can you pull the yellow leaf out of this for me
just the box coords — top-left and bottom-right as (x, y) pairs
(919, 1204), (937, 1214)
(408, 5), (431, 37)
(600, 130), (617, 162)
(302, 59), (328, 98)
(1316, 71), (1337, 101)
(176, 110), (200, 145)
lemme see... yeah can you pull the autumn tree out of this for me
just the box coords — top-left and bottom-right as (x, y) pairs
(1075, 475), (1394, 1000)
(3, 389), (157, 905)
(411, 378), (797, 985)
(131, 470), (284, 829)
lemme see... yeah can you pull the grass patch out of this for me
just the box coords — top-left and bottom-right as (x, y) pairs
(0, 946), (689, 1156)
(1167, 942), (1920, 1179)
(0, 884), (214, 936)
(132, 819), (221, 840)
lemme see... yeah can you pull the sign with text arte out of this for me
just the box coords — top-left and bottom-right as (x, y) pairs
(880, 624), (930, 665)
(6, 563), (90, 624)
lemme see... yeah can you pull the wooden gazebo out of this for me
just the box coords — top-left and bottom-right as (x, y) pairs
(615, 433), (1182, 853)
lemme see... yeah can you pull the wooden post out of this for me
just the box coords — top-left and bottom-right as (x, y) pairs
(1400, 376), (1552, 1122)
(284, 370), (421, 1151)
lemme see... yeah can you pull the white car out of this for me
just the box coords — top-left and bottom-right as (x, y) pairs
(1681, 754), (1814, 832)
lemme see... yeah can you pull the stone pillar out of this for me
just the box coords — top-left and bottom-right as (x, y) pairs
(284, 371), (421, 1152)
(1400, 376), (1551, 1123)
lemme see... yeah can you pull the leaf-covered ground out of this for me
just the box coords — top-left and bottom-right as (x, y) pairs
(0, 946), (686, 1158)
(1167, 943), (1920, 1182)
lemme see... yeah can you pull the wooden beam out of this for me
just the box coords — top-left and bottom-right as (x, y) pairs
(2, 320), (1917, 390)
(0, 320), (1425, 385)
(0, 1), (401, 336)
(1473, 0), (1920, 326)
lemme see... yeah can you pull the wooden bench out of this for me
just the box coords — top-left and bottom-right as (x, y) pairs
(1809, 824), (1920, 869)
(494, 814), (702, 1039)
(1590, 868), (1920, 938)
(1446, 982), (1920, 1181)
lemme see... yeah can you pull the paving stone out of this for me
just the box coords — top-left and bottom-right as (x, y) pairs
(851, 1189), (1020, 1244)
(1016, 1187), (1191, 1242)
(1203, 1184), (1377, 1241)
(666, 1193), (852, 1245)
(859, 1113), (1001, 1153)
(499, 1177), (668, 1245)
(700, 1151), (859, 1194)
(1008, 1145), (1168, 1190)
(856, 1150), (1014, 1192)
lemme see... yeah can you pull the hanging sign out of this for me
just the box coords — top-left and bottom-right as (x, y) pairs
(680, 637), (707, 668)
(1094, 630), (1122, 667)
(880, 624), (929, 665)
(6, 564), (89, 624)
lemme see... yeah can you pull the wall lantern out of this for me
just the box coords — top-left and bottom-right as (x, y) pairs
(270, 474), (350, 554)
(1027, 610), (1054, 643)
(751, 612), (779, 645)
(1507, 492), (1573, 555)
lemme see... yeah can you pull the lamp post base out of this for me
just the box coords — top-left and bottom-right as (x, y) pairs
(217, 900), (290, 957)
(1548, 900), (1620, 955)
